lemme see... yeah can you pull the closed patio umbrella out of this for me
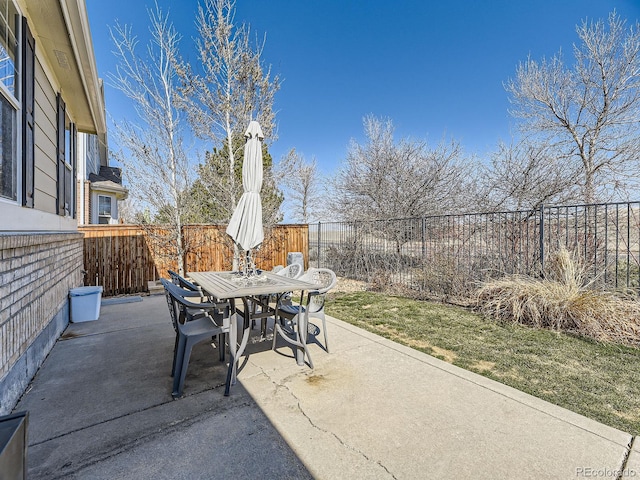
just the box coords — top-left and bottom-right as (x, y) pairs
(226, 121), (264, 269)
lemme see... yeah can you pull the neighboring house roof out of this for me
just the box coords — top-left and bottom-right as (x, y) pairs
(92, 166), (123, 184)
(89, 167), (128, 200)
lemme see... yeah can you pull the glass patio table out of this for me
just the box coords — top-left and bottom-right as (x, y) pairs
(188, 270), (316, 395)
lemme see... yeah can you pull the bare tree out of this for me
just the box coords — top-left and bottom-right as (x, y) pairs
(276, 148), (322, 223)
(117, 196), (142, 224)
(176, 0), (281, 268)
(477, 137), (582, 211)
(330, 115), (468, 221)
(328, 116), (470, 257)
(177, 0), (280, 221)
(506, 11), (640, 204)
(109, 6), (194, 275)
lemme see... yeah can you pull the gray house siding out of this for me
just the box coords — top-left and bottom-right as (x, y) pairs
(33, 56), (59, 214)
(1, 0), (106, 415)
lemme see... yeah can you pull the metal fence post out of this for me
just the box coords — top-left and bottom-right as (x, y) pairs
(539, 204), (545, 274)
(317, 221), (321, 268)
(421, 216), (426, 257)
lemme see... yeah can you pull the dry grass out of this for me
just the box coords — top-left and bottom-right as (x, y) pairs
(334, 277), (369, 293)
(475, 248), (640, 346)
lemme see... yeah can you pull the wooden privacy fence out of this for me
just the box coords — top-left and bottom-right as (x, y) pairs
(80, 224), (309, 296)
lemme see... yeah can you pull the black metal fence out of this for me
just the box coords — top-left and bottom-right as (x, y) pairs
(310, 201), (640, 297)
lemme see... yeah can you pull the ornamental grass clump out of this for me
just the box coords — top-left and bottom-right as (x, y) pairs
(475, 248), (640, 346)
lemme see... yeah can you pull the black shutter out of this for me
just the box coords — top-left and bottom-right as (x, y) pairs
(70, 122), (77, 218)
(21, 17), (35, 207)
(56, 93), (65, 215)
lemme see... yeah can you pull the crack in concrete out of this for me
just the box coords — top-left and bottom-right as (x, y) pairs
(254, 363), (398, 480)
(616, 436), (636, 480)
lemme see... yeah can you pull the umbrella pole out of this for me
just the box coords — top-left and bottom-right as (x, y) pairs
(232, 243), (240, 272)
(246, 250), (255, 276)
(243, 250), (248, 276)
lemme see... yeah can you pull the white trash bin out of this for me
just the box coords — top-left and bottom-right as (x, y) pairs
(69, 286), (103, 322)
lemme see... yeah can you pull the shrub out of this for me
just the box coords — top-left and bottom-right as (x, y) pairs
(475, 248), (640, 346)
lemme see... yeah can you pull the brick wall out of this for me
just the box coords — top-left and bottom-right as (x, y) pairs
(0, 232), (83, 414)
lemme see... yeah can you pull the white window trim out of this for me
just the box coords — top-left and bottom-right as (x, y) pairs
(0, 0), (22, 205)
(93, 192), (117, 224)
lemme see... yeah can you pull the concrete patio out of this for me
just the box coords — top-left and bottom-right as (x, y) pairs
(13, 294), (638, 479)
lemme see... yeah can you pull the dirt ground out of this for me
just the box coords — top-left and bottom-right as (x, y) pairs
(334, 277), (369, 293)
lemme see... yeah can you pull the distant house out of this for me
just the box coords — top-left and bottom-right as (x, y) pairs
(0, 0), (107, 414)
(77, 132), (128, 225)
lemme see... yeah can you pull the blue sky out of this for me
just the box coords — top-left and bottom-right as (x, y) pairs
(86, 0), (640, 176)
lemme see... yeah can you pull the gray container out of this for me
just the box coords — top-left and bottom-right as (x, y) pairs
(69, 286), (103, 322)
(287, 252), (304, 269)
(0, 411), (28, 480)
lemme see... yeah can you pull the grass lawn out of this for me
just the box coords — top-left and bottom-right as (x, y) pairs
(325, 290), (640, 435)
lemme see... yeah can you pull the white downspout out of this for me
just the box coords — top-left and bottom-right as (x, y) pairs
(78, 134), (85, 225)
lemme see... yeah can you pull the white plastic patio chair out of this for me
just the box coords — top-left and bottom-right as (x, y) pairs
(253, 263), (306, 335)
(272, 268), (337, 367)
(275, 263), (304, 305)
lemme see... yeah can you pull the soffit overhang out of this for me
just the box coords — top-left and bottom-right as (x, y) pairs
(21, 0), (106, 140)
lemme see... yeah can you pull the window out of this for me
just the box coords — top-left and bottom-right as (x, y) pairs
(0, 0), (19, 202)
(0, 93), (15, 199)
(0, 0), (18, 97)
(98, 195), (111, 224)
(64, 117), (75, 216)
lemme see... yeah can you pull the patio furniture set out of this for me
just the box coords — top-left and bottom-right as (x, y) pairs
(162, 266), (338, 398)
